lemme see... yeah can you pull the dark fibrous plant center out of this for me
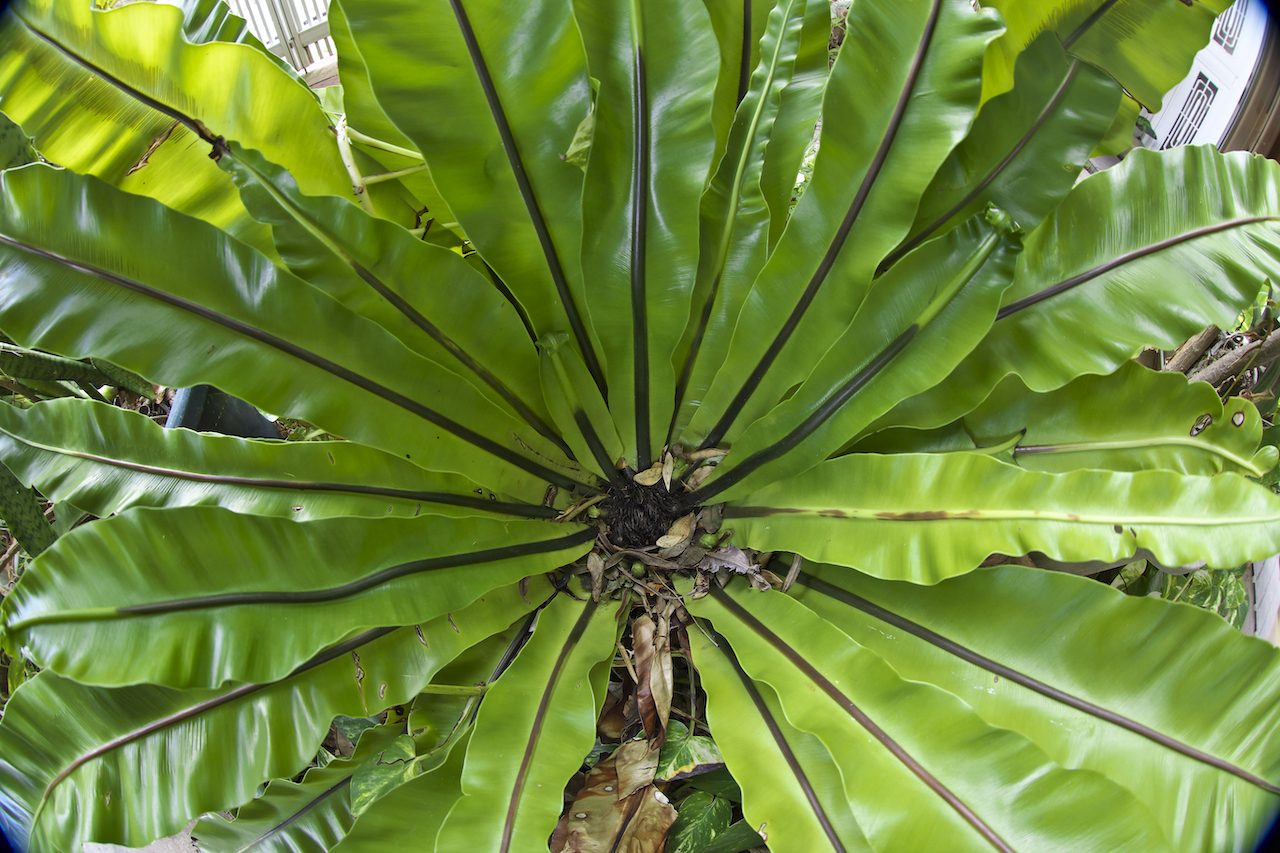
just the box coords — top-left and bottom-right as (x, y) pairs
(604, 479), (685, 548)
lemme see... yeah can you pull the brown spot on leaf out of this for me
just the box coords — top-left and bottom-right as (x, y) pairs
(876, 510), (979, 520)
(126, 121), (178, 175)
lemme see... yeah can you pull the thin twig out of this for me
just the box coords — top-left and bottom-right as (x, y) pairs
(1164, 324), (1219, 373)
(344, 128), (425, 161)
(363, 163), (430, 185)
(333, 117), (376, 215)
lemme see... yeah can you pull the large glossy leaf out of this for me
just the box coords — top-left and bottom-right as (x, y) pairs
(892, 30), (1120, 261)
(323, 0), (462, 239)
(435, 591), (617, 853)
(0, 399), (548, 522)
(979, 0), (1226, 110)
(724, 452), (1280, 584)
(699, 0), (776, 172)
(848, 361), (1280, 478)
(0, 582), (542, 853)
(339, 0), (603, 386)
(0, 0), (350, 258)
(0, 165), (583, 501)
(674, 0), (831, 442)
(217, 142), (563, 453)
(1, 507), (591, 688)
(333, 729), (471, 853)
(754, 0), (828, 252)
(696, 212), (1019, 503)
(332, 629), (516, 852)
(875, 146), (1280, 435)
(191, 723), (405, 853)
(964, 362), (1279, 476)
(0, 1), (1277, 851)
(540, 332), (626, 483)
(792, 562), (1280, 853)
(158, 0), (299, 80)
(690, 582), (1173, 851)
(688, 619), (875, 852)
(681, 0), (1003, 449)
(574, 0), (719, 467)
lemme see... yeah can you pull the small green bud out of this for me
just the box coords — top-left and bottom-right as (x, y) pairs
(630, 561), (647, 578)
(699, 533), (720, 549)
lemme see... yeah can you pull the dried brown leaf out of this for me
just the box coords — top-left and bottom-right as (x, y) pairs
(550, 742), (673, 853)
(588, 551), (605, 602)
(598, 683), (628, 740)
(614, 739), (661, 797)
(632, 615), (672, 744)
(634, 461), (664, 486)
(656, 514), (694, 550)
(699, 545), (756, 575)
(685, 465), (715, 490)
(782, 552), (803, 592)
(698, 503), (723, 534)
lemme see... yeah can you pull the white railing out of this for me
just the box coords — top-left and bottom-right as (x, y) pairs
(223, 0), (333, 71)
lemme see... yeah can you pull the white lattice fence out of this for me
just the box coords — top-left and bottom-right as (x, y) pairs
(223, 0), (333, 70)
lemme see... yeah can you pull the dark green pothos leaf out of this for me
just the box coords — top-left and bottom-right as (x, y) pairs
(656, 719), (725, 782)
(665, 790), (733, 853)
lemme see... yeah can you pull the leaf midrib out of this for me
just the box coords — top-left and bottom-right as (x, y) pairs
(0, 431), (559, 518)
(0, 231), (587, 492)
(724, 505), (1280, 526)
(797, 571), (1280, 795)
(8, 528), (594, 629)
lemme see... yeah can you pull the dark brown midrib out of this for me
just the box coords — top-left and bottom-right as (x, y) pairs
(798, 571), (1280, 795)
(0, 232), (587, 492)
(116, 528), (596, 616)
(444, 0), (607, 399)
(710, 586), (1016, 852)
(500, 600), (599, 853)
(698, 0), (944, 450)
